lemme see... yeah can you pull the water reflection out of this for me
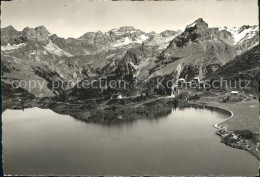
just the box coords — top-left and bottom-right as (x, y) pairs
(2, 106), (258, 175)
(46, 102), (232, 129)
(48, 103), (174, 128)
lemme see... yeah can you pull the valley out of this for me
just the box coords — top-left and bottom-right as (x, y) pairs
(1, 18), (259, 163)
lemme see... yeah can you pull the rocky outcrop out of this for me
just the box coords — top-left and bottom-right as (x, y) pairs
(1, 25), (50, 45)
(22, 26), (50, 41)
(114, 45), (155, 80)
(156, 18), (237, 80)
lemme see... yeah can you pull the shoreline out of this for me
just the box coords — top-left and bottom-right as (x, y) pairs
(190, 100), (259, 161)
(187, 102), (234, 129)
(2, 95), (259, 160)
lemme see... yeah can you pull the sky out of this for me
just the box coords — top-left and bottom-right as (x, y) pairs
(1, 0), (258, 38)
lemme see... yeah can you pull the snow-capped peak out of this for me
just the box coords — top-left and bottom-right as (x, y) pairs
(221, 25), (259, 44)
(186, 18), (208, 29)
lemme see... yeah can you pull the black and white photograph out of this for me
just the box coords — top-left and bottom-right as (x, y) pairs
(1, 0), (259, 175)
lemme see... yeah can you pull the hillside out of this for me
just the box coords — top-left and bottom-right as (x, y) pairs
(207, 45), (259, 94)
(1, 19), (259, 98)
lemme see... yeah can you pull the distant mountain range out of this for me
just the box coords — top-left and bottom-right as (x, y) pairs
(1, 18), (259, 98)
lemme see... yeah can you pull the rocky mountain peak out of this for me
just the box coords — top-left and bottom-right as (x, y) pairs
(78, 32), (96, 40)
(1, 26), (22, 45)
(35, 25), (50, 35)
(117, 26), (136, 32)
(148, 31), (157, 36)
(96, 31), (104, 36)
(2, 25), (17, 32)
(160, 30), (179, 37)
(1, 25), (19, 37)
(163, 18), (216, 49)
(195, 18), (205, 23)
(237, 25), (257, 34)
(78, 31), (107, 41)
(185, 18), (208, 31)
(108, 26), (144, 36)
(22, 26), (50, 41)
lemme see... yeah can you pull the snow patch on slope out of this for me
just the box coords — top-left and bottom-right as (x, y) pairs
(112, 33), (150, 48)
(1, 43), (27, 51)
(140, 35), (149, 41)
(186, 22), (196, 28)
(43, 40), (72, 57)
(113, 37), (132, 47)
(222, 25), (259, 44)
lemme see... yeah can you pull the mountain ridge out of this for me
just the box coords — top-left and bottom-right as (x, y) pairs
(1, 18), (259, 97)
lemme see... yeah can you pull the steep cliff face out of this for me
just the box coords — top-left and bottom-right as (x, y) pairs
(156, 18), (237, 81)
(22, 26), (50, 41)
(1, 25), (50, 45)
(114, 45), (152, 80)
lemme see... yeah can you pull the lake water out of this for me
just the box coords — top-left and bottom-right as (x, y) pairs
(2, 107), (258, 175)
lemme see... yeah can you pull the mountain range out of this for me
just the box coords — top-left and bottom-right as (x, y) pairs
(1, 18), (259, 98)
